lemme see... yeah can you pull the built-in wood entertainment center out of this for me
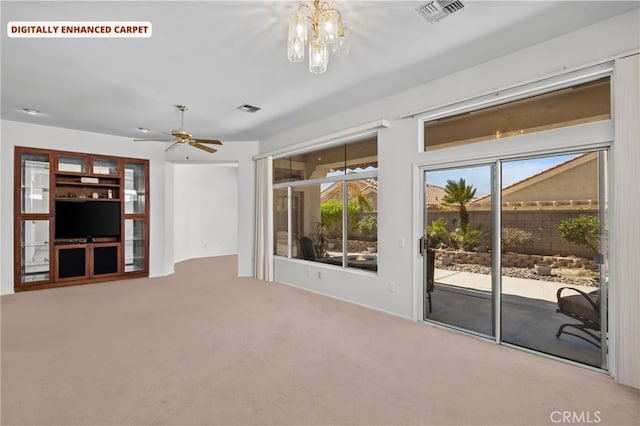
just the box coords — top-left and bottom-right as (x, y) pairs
(14, 146), (149, 291)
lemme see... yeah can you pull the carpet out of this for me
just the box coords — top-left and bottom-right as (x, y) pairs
(1, 255), (638, 425)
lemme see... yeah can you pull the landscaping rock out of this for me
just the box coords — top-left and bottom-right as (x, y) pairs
(436, 261), (598, 287)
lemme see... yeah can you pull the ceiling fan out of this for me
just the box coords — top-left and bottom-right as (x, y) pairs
(134, 105), (222, 153)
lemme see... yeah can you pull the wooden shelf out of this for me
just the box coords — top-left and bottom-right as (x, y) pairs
(55, 197), (121, 202)
(55, 176), (121, 199)
(55, 181), (120, 187)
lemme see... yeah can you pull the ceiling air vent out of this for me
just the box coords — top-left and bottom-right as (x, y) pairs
(417, 0), (465, 23)
(237, 104), (261, 113)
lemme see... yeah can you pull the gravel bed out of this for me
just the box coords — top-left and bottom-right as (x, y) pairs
(437, 262), (598, 287)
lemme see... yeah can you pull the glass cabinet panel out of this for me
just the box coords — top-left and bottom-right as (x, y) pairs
(124, 219), (146, 272)
(124, 162), (146, 214)
(21, 153), (50, 214)
(57, 154), (86, 174)
(21, 220), (50, 282)
(93, 158), (119, 175)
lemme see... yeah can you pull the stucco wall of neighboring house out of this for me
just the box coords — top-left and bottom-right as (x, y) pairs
(473, 153), (599, 207)
(502, 153), (598, 204)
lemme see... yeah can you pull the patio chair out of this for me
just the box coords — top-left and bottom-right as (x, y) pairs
(299, 236), (316, 261)
(555, 287), (601, 348)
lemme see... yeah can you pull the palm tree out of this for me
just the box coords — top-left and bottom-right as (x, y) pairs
(441, 178), (476, 227)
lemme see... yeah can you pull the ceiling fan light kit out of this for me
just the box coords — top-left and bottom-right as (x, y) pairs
(287, 0), (350, 74)
(133, 105), (222, 154)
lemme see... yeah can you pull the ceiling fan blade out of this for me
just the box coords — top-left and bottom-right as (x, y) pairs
(164, 142), (181, 152)
(193, 138), (223, 145)
(133, 106), (217, 150)
(191, 142), (217, 153)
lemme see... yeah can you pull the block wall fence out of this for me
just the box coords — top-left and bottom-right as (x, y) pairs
(428, 209), (599, 259)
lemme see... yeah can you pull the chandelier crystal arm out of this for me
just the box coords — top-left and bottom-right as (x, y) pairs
(297, 3), (312, 13)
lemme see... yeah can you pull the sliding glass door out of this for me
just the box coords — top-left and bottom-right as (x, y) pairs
(424, 165), (494, 337)
(423, 151), (607, 368)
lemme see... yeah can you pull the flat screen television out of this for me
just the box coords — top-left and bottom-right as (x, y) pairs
(55, 200), (121, 239)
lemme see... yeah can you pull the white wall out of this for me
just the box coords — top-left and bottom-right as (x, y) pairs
(261, 10), (640, 387)
(0, 134), (3, 292)
(173, 163), (239, 262)
(163, 162), (175, 276)
(164, 141), (258, 277)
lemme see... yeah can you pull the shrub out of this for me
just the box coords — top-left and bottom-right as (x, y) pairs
(502, 227), (534, 252)
(320, 200), (342, 239)
(451, 223), (484, 252)
(427, 217), (451, 248)
(321, 199), (373, 238)
(357, 215), (377, 239)
(557, 215), (600, 254)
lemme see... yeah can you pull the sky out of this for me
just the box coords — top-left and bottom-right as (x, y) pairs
(426, 154), (578, 197)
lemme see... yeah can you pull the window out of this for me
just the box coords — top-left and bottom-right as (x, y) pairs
(424, 78), (611, 151)
(273, 136), (378, 272)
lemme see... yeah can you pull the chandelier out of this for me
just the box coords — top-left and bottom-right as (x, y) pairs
(287, 0), (350, 74)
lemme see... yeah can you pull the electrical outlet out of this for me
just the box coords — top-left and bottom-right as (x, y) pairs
(388, 281), (396, 292)
(317, 271), (322, 279)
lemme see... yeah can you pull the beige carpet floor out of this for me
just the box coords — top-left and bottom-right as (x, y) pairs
(1, 255), (638, 425)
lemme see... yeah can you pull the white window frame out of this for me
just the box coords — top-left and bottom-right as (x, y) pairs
(272, 134), (379, 274)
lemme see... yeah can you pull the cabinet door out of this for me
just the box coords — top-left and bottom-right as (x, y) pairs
(17, 149), (52, 287)
(123, 160), (148, 274)
(20, 152), (50, 214)
(124, 219), (146, 272)
(57, 153), (87, 174)
(56, 245), (88, 280)
(92, 157), (120, 176)
(93, 244), (120, 276)
(124, 161), (147, 214)
(20, 220), (50, 283)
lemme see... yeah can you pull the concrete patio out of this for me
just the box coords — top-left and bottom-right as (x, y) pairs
(426, 268), (602, 367)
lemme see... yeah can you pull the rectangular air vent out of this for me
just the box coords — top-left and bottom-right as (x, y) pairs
(417, 0), (465, 23)
(237, 104), (261, 113)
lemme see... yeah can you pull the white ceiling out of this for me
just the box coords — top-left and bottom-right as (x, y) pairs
(2, 1), (638, 143)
